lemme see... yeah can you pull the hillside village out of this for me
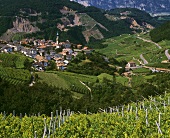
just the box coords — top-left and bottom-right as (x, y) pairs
(0, 33), (93, 71)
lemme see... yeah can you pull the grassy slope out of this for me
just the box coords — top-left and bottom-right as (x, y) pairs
(0, 53), (32, 85)
(97, 34), (170, 64)
(36, 72), (70, 89)
(36, 71), (97, 93)
(97, 34), (157, 61)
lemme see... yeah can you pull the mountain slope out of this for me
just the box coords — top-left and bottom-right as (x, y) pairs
(0, 0), (160, 44)
(150, 21), (170, 42)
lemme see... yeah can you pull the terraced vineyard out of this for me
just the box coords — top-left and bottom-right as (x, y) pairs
(37, 71), (97, 95)
(0, 53), (32, 85)
(97, 34), (170, 64)
(0, 67), (31, 85)
(1, 92), (170, 137)
(0, 53), (32, 69)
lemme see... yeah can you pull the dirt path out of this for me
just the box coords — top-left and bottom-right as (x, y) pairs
(143, 66), (170, 72)
(140, 54), (148, 64)
(79, 80), (91, 92)
(137, 37), (162, 49)
(79, 80), (92, 99)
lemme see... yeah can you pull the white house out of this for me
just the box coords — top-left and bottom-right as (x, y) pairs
(64, 60), (69, 65)
(126, 61), (136, 68)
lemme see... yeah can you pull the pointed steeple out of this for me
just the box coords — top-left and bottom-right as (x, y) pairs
(56, 31), (59, 45)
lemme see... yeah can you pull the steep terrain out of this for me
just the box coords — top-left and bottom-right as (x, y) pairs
(0, 0), (160, 44)
(72, 0), (170, 14)
(150, 21), (170, 42)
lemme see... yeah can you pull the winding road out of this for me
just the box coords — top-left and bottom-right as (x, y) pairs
(137, 37), (162, 49)
(140, 54), (148, 65)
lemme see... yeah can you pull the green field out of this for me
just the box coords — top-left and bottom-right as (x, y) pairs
(0, 53), (33, 69)
(0, 53), (32, 85)
(116, 76), (129, 86)
(97, 34), (170, 65)
(132, 67), (150, 73)
(37, 71), (97, 96)
(97, 73), (113, 82)
(0, 67), (31, 85)
(79, 13), (97, 30)
(36, 72), (70, 89)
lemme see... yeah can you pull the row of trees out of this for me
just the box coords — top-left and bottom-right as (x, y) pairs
(67, 52), (117, 76)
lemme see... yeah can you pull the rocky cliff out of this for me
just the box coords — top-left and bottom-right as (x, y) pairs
(12, 17), (40, 33)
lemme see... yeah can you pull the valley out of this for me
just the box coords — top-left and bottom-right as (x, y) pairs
(0, 0), (170, 137)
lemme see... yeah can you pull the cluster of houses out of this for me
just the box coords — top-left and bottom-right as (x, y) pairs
(0, 36), (93, 71)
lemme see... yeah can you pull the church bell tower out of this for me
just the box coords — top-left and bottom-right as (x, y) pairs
(56, 32), (59, 45)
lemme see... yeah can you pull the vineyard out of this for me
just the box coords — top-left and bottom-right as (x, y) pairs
(0, 67), (31, 85)
(0, 53), (32, 85)
(37, 71), (96, 95)
(0, 53), (32, 69)
(1, 92), (170, 137)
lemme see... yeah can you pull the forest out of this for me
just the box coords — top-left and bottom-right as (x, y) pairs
(150, 21), (170, 42)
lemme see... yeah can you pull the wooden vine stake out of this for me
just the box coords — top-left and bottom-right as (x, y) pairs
(155, 121), (162, 134)
(145, 109), (149, 126)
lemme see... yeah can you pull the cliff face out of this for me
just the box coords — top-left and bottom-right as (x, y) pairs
(0, 17), (40, 41)
(12, 17), (40, 33)
(71, 0), (170, 14)
(58, 7), (105, 42)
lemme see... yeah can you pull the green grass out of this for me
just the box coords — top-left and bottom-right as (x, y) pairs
(116, 76), (129, 86)
(37, 71), (97, 94)
(71, 91), (84, 99)
(97, 34), (169, 65)
(147, 63), (170, 69)
(132, 68), (150, 73)
(97, 73), (113, 82)
(55, 71), (97, 83)
(0, 53), (33, 69)
(36, 72), (70, 89)
(137, 32), (151, 39)
(131, 75), (145, 87)
(144, 74), (156, 80)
